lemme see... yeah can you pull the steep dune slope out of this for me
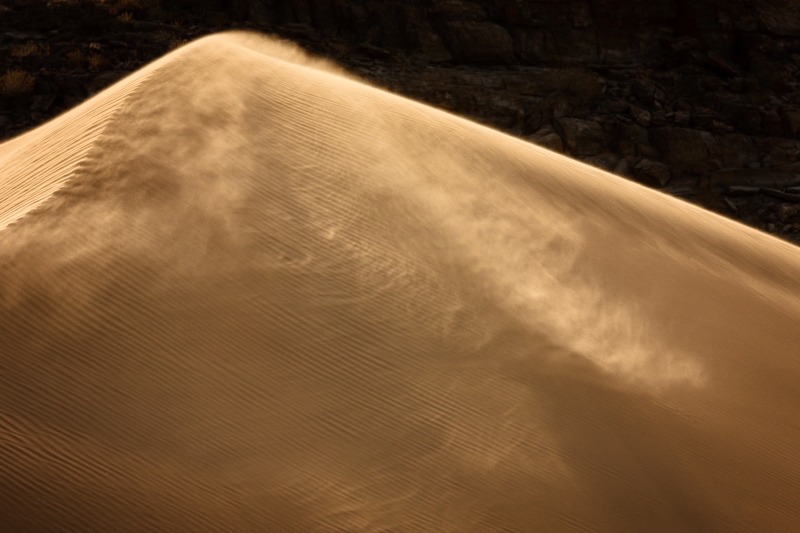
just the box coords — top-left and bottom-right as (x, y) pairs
(1, 32), (800, 532)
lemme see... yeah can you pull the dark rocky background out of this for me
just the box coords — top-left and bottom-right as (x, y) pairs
(3, 0), (800, 241)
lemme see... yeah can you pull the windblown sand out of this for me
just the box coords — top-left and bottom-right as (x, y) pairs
(1, 32), (800, 532)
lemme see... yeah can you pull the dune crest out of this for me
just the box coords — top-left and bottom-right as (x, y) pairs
(1, 32), (800, 532)
(0, 46), (190, 231)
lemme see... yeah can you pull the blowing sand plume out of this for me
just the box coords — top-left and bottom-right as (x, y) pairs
(1, 32), (800, 532)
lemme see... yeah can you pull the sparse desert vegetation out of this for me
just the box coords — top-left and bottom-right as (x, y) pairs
(11, 42), (39, 58)
(0, 70), (35, 97)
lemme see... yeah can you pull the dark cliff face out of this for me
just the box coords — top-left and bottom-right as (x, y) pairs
(219, 0), (800, 66)
(4, 1), (800, 64)
(2, 0), (800, 240)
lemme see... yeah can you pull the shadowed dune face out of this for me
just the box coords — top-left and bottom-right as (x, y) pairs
(1, 32), (800, 532)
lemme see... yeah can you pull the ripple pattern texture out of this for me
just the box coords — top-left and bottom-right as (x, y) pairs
(2, 32), (800, 532)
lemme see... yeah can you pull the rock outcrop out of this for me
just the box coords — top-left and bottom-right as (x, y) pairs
(1, 0), (800, 241)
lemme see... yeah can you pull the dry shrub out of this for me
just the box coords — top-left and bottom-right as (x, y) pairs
(88, 53), (106, 69)
(11, 42), (38, 58)
(117, 11), (133, 21)
(546, 68), (601, 103)
(169, 37), (188, 50)
(67, 50), (84, 63)
(1, 70), (35, 97)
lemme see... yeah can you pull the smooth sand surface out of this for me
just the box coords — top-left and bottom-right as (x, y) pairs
(2, 32), (800, 532)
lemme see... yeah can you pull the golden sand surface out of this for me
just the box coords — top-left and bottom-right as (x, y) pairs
(1, 32), (800, 532)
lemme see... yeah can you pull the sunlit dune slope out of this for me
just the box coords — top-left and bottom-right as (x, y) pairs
(2, 32), (800, 532)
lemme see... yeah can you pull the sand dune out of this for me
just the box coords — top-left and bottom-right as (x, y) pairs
(1, 32), (800, 532)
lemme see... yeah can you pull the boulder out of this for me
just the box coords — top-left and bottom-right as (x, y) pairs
(705, 50), (743, 76)
(619, 139), (637, 157)
(613, 156), (633, 177)
(710, 169), (800, 193)
(632, 78), (655, 105)
(526, 125), (563, 153)
(30, 93), (56, 112)
(653, 127), (721, 175)
(621, 124), (650, 146)
(760, 109), (783, 137)
(416, 29), (453, 62)
(674, 111), (691, 126)
(582, 152), (620, 172)
(618, 124), (659, 159)
(763, 140), (800, 173)
(601, 99), (630, 115)
(439, 22), (514, 63)
(555, 118), (606, 156)
(631, 106), (651, 127)
(719, 134), (759, 169)
(690, 107), (717, 128)
(709, 121), (735, 134)
(781, 108), (800, 137)
(778, 204), (800, 222)
(550, 96), (573, 120)
(484, 94), (526, 129)
(633, 158), (671, 187)
(522, 98), (553, 134)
